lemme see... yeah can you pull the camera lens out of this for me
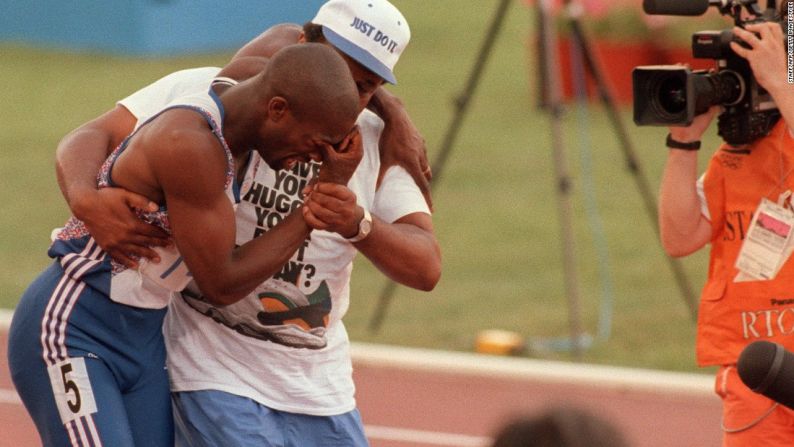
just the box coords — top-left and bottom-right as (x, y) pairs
(632, 66), (700, 125)
(656, 76), (687, 115)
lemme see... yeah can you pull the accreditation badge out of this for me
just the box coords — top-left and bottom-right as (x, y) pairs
(735, 198), (794, 281)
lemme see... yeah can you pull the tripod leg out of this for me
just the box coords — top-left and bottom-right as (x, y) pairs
(428, 0), (513, 184)
(367, 0), (514, 334)
(539, 0), (585, 360)
(566, 14), (698, 320)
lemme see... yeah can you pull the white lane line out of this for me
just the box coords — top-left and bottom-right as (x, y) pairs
(0, 388), (22, 405)
(0, 308), (12, 330)
(0, 388), (490, 446)
(351, 342), (714, 397)
(365, 425), (491, 447)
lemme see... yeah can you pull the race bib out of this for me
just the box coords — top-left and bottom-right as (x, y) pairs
(46, 358), (98, 424)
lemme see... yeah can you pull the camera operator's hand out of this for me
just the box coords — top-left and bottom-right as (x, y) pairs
(732, 22), (794, 136)
(731, 23), (787, 95)
(669, 106), (720, 145)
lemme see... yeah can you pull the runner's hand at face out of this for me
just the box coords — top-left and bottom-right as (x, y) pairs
(317, 126), (363, 185)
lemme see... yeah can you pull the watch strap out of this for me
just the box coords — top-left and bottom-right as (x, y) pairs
(347, 209), (372, 243)
(666, 133), (701, 151)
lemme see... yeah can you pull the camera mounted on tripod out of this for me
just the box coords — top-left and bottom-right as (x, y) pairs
(633, 0), (783, 145)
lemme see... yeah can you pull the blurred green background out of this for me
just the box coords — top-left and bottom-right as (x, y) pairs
(0, 0), (724, 373)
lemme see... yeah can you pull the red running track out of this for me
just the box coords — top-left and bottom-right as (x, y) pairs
(1, 330), (722, 447)
(353, 344), (722, 447)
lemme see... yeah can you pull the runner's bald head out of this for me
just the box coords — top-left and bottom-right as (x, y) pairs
(258, 43), (359, 128)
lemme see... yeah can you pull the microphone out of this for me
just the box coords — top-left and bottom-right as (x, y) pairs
(642, 0), (710, 16)
(737, 341), (794, 410)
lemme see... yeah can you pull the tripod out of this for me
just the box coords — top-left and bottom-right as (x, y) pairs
(368, 0), (698, 353)
(544, 0), (699, 324)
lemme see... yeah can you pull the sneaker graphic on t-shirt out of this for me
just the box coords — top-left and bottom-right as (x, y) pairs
(180, 278), (332, 349)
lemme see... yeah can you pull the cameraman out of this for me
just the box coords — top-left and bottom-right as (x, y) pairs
(659, 18), (794, 446)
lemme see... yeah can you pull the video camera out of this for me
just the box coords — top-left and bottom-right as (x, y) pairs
(633, 0), (783, 145)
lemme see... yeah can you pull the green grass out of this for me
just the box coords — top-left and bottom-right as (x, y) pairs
(0, 1), (722, 373)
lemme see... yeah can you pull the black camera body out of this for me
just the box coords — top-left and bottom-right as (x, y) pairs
(633, 0), (781, 145)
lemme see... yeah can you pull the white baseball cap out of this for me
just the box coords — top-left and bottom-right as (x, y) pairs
(312, 0), (411, 84)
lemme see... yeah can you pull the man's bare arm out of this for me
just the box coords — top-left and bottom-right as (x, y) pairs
(368, 88), (433, 209)
(304, 183), (441, 291)
(356, 212), (440, 291)
(659, 152), (712, 257)
(133, 117), (311, 306)
(658, 108), (718, 257)
(55, 105), (170, 266)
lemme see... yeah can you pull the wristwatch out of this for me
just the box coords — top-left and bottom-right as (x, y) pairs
(347, 209), (372, 243)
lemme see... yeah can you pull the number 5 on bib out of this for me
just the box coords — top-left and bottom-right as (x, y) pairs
(47, 358), (98, 424)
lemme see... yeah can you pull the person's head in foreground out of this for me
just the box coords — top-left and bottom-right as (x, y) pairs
(491, 406), (630, 447)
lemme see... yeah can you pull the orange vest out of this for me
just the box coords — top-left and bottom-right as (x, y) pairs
(697, 121), (794, 366)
